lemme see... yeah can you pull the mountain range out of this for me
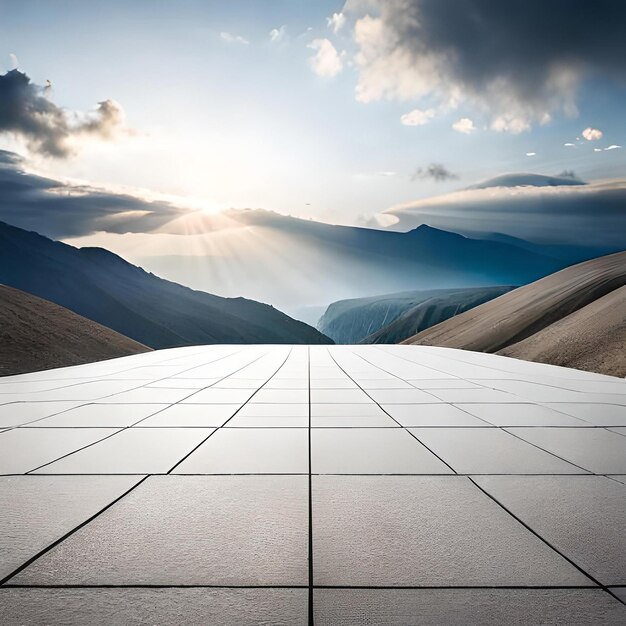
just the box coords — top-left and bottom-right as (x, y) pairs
(138, 210), (570, 316)
(318, 286), (515, 344)
(404, 251), (626, 377)
(0, 220), (331, 348)
(0, 285), (151, 376)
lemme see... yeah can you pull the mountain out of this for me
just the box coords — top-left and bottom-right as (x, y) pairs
(138, 211), (567, 314)
(498, 286), (626, 377)
(0, 221), (332, 348)
(318, 286), (515, 344)
(404, 251), (626, 377)
(361, 286), (516, 345)
(0, 284), (151, 376)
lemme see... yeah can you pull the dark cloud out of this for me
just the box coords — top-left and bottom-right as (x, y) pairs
(351, 0), (626, 130)
(0, 70), (126, 157)
(411, 163), (458, 182)
(386, 176), (626, 248)
(0, 150), (184, 238)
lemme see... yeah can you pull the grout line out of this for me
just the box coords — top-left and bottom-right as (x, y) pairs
(25, 349), (273, 475)
(167, 347), (294, 474)
(326, 348), (458, 475)
(467, 477), (626, 607)
(308, 346), (314, 626)
(0, 475), (150, 586)
(353, 348), (592, 473)
(0, 583), (606, 590)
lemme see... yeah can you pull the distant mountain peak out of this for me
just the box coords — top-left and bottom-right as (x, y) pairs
(406, 223), (464, 239)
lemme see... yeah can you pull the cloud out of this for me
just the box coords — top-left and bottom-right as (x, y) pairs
(605, 144), (622, 150)
(9, 53), (18, 69)
(269, 25), (286, 43)
(376, 170), (397, 176)
(564, 143), (575, 147)
(327, 12), (346, 33)
(582, 127), (603, 141)
(0, 150), (188, 238)
(386, 174), (626, 248)
(452, 117), (475, 134)
(411, 163), (458, 182)
(526, 152), (537, 157)
(308, 39), (343, 77)
(349, 0), (626, 131)
(220, 31), (249, 45)
(400, 108), (435, 126)
(0, 69), (128, 158)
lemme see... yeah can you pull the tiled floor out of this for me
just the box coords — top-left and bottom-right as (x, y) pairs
(0, 344), (625, 624)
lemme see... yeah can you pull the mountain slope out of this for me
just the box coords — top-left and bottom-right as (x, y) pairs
(361, 286), (515, 345)
(0, 221), (331, 348)
(137, 212), (567, 313)
(497, 286), (626, 377)
(318, 286), (514, 344)
(404, 251), (626, 376)
(0, 284), (151, 376)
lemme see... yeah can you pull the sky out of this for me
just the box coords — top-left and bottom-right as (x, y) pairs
(1, 0), (625, 233)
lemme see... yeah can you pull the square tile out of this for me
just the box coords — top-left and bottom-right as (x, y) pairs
(174, 428), (308, 474)
(383, 404), (490, 427)
(543, 403), (626, 426)
(252, 389), (309, 404)
(238, 403), (309, 417)
(0, 588), (308, 626)
(428, 388), (520, 403)
(12, 475), (308, 585)
(136, 404), (238, 427)
(0, 428), (119, 474)
(0, 402), (83, 428)
(410, 428), (584, 474)
(313, 589), (626, 625)
(312, 429), (452, 474)
(366, 389), (438, 404)
(182, 388), (254, 404)
(310, 379), (358, 389)
(507, 427), (626, 474)
(33, 404), (167, 428)
(358, 380), (413, 389)
(33, 428), (213, 474)
(226, 415), (309, 427)
(101, 388), (192, 404)
(0, 475), (141, 579)
(456, 403), (589, 427)
(475, 475), (626, 585)
(312, 476), (588, 586)
(311, 413), (398, 427)
(311, 389), (372, 403)
(311, 404), (387, 417)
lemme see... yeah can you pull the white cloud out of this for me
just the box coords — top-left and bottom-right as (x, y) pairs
(526, 152), (537, 157)
(582, 127), (603, 141)
(220, 32), (249, 45)
(377, 171), (397, 177)
(327, 12), (346, 33)
(491, 114), (531, 134)
(594, 148), (602, 152)
(452, 117), (476, 134)
(9, 53), (18, 69)
(605, 144), (622, 151)
(269, 25), (286, 43)
(308, 39), (343, 77)
(400, 108), (435, 126)
(347, 1), (626, 132)
(564, 142), (575, 147)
